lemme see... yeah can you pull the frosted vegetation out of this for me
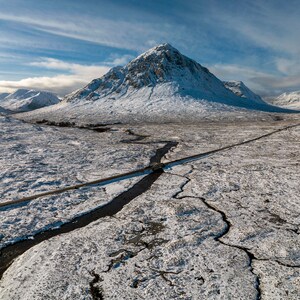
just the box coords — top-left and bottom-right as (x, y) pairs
(0, 115), (299, 299)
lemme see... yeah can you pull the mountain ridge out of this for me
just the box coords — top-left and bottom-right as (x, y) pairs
(269, 91), (300, 109)
(1, 89), (60, 112)
(16, 44), (299, 124)
(64, 43), (261, 107)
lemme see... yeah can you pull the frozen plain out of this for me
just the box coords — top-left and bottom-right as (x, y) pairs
(0, 115), (300, 299)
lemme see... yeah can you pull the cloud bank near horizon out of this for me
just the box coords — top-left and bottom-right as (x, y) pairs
(0, 0), (300, 97)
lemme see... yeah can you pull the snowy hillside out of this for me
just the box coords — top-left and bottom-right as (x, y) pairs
(269, 91), (300, 109)
(0, 106), (11, 115)
(0, 93), (10, 100)
(223, 81), (265, 105)
(0, 89), (60, 112)
(18, 44), (297, 124)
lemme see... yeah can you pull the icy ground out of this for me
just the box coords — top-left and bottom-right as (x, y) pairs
(0, 115), (300, 299)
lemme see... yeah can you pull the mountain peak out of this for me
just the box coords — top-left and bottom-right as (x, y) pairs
(132, 43), (193, 67)
(270, 90), (300, 109)
(62, 44), (288, 114)
(66, 43), (215, 101)
(123, 43), (213, 90)
(138, 43), (180, 57)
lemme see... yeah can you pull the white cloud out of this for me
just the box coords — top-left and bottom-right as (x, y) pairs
(108, 55), (135, 66)
(0, 75), (84, 95)
(29, 58), (110, 77)
(208, 1), (300, 56)
(275, 58), (300, 76)
(0, 53), (138, 96)
(0, 58), (111, 96)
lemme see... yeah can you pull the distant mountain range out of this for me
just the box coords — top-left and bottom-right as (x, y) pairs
(0, 93), (10, 100)
(10, 44), (300, 123)
(266, 91), (300, 109)
(0, 89), (59, 113)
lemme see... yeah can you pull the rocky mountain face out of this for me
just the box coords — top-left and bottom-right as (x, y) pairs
(64, 44), (264, 108)
(0, 89), (60, 112)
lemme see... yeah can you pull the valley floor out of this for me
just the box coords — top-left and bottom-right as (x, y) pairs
(0, 115), (299, 299)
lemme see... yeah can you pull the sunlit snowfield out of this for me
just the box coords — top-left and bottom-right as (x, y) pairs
(0, 115), (299, 299)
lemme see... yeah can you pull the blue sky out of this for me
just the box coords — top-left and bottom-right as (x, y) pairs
(0, 0), (300, 96)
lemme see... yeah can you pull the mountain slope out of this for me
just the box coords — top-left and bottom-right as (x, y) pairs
(223, 81), (265, 105)
(269, 91), (300, 109)
(65, 44), (266, 108)
(0, 106), (11, 115)
(0, 93), (10, 100)
(1, 89), (60, 112)
(17, 44), (298, 124)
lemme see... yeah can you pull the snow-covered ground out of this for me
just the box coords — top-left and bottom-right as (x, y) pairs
(0, 116), (163, 248)
(0, 115), (299, 299)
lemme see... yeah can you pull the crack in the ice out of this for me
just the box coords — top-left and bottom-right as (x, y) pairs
(103, 221), (169, 274)
(89, 271), (104, 300)
(171, 167), (263, 299)
(149, 267), (182, 286)
(167, 165), (194, 199)
(171, 164), (300, 298)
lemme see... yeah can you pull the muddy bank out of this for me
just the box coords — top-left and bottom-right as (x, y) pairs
(35, 119), (112, 132)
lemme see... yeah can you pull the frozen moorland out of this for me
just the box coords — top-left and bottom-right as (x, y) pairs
(0, 114), (299, 299)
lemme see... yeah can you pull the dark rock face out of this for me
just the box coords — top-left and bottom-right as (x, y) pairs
(124, 43), (207, 87)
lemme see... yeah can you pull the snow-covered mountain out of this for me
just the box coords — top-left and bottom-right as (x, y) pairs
(0, 106), (11, 115)
(0, 89), (60, 112)
(0, 93), (10, 100)
(223, 81), (265, 105)
(18, 44), (297, 124)
(65, 44), (266, 108)
(268, 91), (300, 109)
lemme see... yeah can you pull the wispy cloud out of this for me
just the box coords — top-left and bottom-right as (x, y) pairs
(0, 58), (112, 96)
(207, 1), (300, 56)
(29, 58), (109, 76)
(0, 11), (176, 52)
(0, 53), (136, 96)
